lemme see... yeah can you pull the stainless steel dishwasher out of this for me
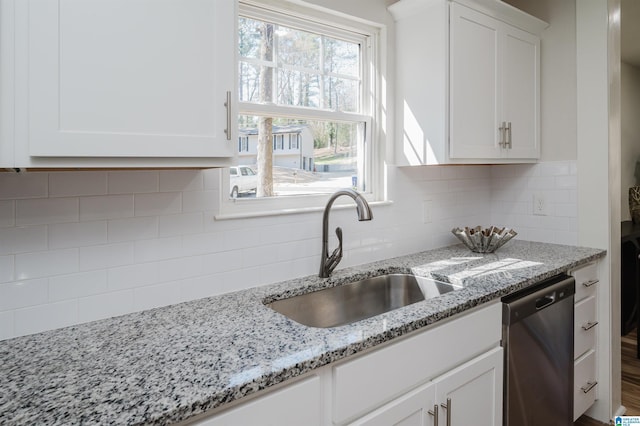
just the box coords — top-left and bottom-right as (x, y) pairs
(502, 274), (575, 426)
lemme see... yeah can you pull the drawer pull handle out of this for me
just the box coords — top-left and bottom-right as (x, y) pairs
(224, 90), (232, 141)
(581, 381), (597, 393)
(440, 398), (452, 426)
(582, 321), (599, 331)
(582, 279), (599, 287)
(428, 404), (439, 425)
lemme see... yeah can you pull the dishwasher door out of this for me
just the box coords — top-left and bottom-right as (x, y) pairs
(502, 275), (575, 426)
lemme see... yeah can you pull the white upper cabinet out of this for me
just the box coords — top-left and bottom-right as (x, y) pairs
(2, 0), (237, 168)
(389, 0), (547, 165)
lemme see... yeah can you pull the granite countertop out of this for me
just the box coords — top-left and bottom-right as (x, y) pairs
(0, 240), (605, 425)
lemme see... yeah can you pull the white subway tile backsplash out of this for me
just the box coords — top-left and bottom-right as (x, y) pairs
(80, 195), (134, 221)
(49, 270), (108, 302)
(182, 190), (218, 213)
(201, 250), (243, 274)
(15, 249), (78, 280)
(134, 236), (182, 263)
(242, 245), (279, 268)
(0, 201), (15, 227)
(78, 290), (134, 323)
(0, 278), (48, 310)
(16, 198), (79, 225)
(49, 172), (107, 197)
(555, 175), (577, 189)
(159, 170), (203, 192)
(179, 274), (225, 301)
(79, 243), (133, 271)
(159, 212), (203, 237)
(14, 300), (78, 336)
(182, 232), (224, 256)
(133, 282), (181, 311)
(0, 256), (14, 283)
(108, 216), (158, 243)
(0, 173), (48, 200)
(0, 225), (47, 255)
(222, 228), (260, 251)
(0, 162), (580, 340)
(202, 169), (220, 190)
(134, 192), (182, 217)
(49, 221), (107, 249)
(108, 171), (159, 194)
(527, 176), (555, 190)
(108, 256), (202, 291)
(0, 311), (14, 340)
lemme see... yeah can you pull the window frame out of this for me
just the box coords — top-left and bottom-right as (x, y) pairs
(217, 0), (385, 219)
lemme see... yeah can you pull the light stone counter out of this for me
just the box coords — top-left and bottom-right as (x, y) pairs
(0, 240), (605, 425)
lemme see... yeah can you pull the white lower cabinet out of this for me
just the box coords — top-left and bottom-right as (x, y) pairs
(570, 262), (600, 420)
(351, 347), (503, 426)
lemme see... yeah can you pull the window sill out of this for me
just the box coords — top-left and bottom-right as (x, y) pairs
(214, 200), (393, 221)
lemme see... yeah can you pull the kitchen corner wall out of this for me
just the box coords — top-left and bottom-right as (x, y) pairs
(0, 161), (575, 340)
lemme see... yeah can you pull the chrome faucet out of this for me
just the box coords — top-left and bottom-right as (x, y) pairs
(319, 189), (373, 278)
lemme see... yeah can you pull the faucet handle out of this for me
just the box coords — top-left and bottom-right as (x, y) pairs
(326, 227), (343, 275)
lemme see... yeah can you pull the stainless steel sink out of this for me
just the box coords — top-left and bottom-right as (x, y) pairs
(267, 273), (461, 328)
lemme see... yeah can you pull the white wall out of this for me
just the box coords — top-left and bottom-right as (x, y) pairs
(620, 61), (640, 221)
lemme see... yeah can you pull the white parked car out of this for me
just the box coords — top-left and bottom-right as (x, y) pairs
(229, 166), (257, 198)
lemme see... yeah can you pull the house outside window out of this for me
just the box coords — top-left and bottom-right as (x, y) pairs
(220, 0), (382, 215)
(238, 136), (249, 152)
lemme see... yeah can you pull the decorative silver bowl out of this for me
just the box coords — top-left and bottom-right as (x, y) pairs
(451, 226), (517, 253)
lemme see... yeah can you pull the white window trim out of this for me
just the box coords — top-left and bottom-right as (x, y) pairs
(217, 0), (386, 220)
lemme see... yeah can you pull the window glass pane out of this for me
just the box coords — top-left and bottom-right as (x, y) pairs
(277, 26), (321, 70)
(239, 62), (264, 103)
(239, 17), (263, 60)
(239, 14), (362, 113)
(276, 69), (320, 108)
(323, 38), (359, 77)
(232, 115), (365, 198)
(324, 77), (359, 112)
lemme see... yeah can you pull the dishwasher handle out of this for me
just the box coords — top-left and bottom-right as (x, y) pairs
(502, 275), (575, 325)
(535, 294), (556, 310)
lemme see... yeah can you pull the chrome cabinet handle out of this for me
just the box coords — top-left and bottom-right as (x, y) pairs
(582, 279), (599, 287)
(428, 404), (439, 425)
(499, 122), (507, 148)
(581, 381), (597, 393)
(582, 321), (598, 331)
(505, 121), (512, 148)
(440, 398), (452, 426)
(224, 90), (231, 141)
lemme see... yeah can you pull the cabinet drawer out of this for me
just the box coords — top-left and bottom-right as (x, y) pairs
(332, 303), (501, 424)
(574, 296), (597, 359)
(196, 375), (321, 426)
(574, 350), (597, 421)
(572, 263), (599, 302)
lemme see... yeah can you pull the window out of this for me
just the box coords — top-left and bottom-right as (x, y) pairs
(238, 136), (249, 152)
(220, 1), (382, 216)
(273, 134), (285, 150)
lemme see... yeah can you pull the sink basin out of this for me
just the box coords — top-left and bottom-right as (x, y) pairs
(267, 274), (461, 328)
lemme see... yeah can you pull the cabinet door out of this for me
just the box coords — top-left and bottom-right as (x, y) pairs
(449, 3), (501, 160)
(434, 347), (503, 426)
(501, 25), (539, 159)
(25, 0), (236, 158)
(350, 383), (437, 426)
